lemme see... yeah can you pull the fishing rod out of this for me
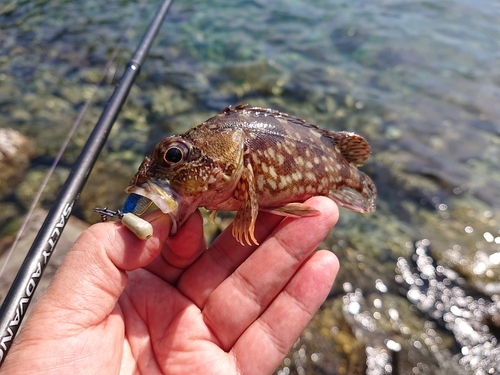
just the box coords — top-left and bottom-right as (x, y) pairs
(0, 0), (174, 364)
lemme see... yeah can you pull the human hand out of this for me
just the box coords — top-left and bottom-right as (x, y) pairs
(0, 196), (339, 375)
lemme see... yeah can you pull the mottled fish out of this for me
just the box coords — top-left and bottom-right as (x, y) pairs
(125, 104), (376, 245)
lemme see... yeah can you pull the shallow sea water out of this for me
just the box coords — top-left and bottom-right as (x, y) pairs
(1, 0), (500, 374)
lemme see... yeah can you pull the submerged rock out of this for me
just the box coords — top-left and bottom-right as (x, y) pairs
(14, 166), (70, 211)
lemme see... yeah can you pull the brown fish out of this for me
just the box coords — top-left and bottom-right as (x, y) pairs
(125, 104), (376, 245)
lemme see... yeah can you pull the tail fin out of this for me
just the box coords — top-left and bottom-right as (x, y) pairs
(328, 172), (376, 213)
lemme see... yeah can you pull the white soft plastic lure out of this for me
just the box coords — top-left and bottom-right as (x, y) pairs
(94, 193), (154, 240)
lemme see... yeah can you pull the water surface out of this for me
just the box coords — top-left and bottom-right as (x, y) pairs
(1, 0), (500, 373)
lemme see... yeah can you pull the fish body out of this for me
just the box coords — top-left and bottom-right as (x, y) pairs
(126, 104), (376, 245)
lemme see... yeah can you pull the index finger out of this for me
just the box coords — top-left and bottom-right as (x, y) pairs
(143, 209), (206, 284)
(176, 209), (285, 308)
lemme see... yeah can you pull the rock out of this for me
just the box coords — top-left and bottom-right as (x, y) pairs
(0, 128), (35, 199)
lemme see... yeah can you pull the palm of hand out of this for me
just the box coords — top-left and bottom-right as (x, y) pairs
(2, 197), (338, 375)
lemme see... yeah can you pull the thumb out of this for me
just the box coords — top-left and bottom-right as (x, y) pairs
(27, 211), (171, 327)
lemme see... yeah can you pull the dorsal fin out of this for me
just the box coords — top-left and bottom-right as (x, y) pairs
(219, 103), (249, 115)
(217, 105), (372, 166)
(331, 131), (371, 166)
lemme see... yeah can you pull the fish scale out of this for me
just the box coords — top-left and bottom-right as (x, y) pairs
(125, 104), (377, 245)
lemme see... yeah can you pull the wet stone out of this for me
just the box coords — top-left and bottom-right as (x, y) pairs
(0, 128), (35, 199)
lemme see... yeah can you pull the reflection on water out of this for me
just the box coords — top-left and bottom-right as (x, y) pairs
(1, 0), (500, 373)
(396, 241), (500, 375)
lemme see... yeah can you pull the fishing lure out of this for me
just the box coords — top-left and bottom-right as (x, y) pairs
(94, 194), (154, 240)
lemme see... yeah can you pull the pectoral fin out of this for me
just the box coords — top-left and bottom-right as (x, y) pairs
(262, 203), (320, 218)
(232, 161), (259, 246)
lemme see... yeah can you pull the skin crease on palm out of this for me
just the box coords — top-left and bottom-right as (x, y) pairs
(0, 196), (339, 375)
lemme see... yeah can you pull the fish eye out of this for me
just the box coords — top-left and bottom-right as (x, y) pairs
(163, 144), (186, 165)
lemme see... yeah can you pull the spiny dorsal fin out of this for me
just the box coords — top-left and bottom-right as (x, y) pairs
(219, 103), (249, 115)
(331, 131), (371, 166)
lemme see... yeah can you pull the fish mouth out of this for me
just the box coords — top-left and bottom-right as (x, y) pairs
(125, 180), (179, 215)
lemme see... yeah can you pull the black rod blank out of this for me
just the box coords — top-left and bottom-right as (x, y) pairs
(0, 0), (173, 365)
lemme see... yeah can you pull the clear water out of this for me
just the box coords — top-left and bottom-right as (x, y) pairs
(1, 0), (500, 373)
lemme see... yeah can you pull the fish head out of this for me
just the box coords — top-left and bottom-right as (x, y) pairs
(125, 128), (245, 233)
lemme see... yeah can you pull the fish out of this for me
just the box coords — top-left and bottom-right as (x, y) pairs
(125, 104), (377, 245)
